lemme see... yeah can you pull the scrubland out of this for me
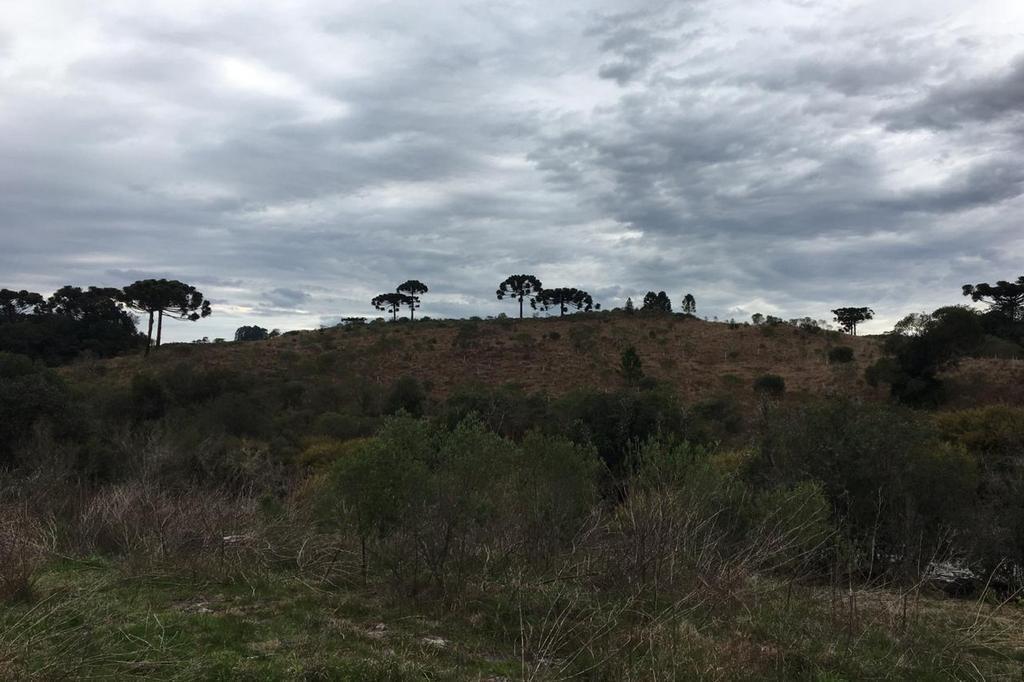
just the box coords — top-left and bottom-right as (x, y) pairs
(2, 313), (1024, 679)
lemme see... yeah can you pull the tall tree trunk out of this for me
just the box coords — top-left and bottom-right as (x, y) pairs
(156, 309), (164, 348)
(145, 310), (154, 356)
(410, 302), (415, 321)
(519, 295), (524, 319)
(392, 307), (397, 322)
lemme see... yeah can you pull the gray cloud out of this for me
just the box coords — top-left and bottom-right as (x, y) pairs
(1, 0), (1022, 340)
(261, 287), (312, 309)
(880, 55), (1024, 131)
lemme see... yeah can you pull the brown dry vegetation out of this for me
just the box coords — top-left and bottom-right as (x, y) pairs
(942, 357), (1024, 408)
(66, 314), (888, 406)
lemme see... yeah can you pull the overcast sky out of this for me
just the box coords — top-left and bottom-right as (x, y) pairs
(2, 1), (1022, 341)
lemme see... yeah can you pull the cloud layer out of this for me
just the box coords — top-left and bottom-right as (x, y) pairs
(2, 0), (1022, 340)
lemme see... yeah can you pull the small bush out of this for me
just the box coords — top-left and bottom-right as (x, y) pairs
(619, 346), (644, 385)
(204, 392), (269, 437)
(688, 396), (744, 445)
(827, 346), (855, 363)
(452, 323), (481, 350)
(511, 332), (535, 351)
(72, 483), (263, 575)
(972, 334), (1023, 359)
(568, 325), (597, 352)
(160, 363), (245, 405)
(751, 400), (977, 579)
(300, 437), (371, 468)
(319, 417), (601, 595)
(130, 374), (167, 421)
(383, 376), (426, 416)
(441, 383), (547, 439)
(311, 411), (373, 440)
(0, 355), (73, 467)
(555, 387), (686, 474)
(753, 374), (785, 397)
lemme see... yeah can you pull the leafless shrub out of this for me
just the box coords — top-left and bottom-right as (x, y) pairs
(0, 505), (43, 604)
(68, 483), (262, 576)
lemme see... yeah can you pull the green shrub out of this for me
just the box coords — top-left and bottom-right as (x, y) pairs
(203, 392), (269, 438)
(554, 387), (686, 474)
(311, 411), (374, 440)
(619, 346), (644, 385)
(871, 305), (985, 405)
(936, 406), (1024, 459)
(320, 417), (512, 593)
(972, 334), (1023, 359)
(512, 431), (600, 559)
(130, 374), (167, 421)
(319, 417), (601, 594)
(606, 440), (831, 592)
(0, 352), (36, 379)
(300, 437), (371, 468)
(687, 396), (744, 445)
(159, 363), (245, 405)
(827, 346), (854, 363)
(510, 332), (535, 351)
(452, 323), (481, 350)
(751, 400), (977, 578)
(441, 383), (547, 439)
(0, 353), (73, 466)
(937, 406), (1024, 585)
(753, 374), (785, 397)
(568, 325), (597, 352)
(383, 376), (426, 416)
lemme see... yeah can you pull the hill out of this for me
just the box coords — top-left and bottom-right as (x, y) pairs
(5, 312), (1024, 679)
(67, 313), (886, 407)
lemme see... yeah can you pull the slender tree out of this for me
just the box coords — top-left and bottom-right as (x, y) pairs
(496, 274), (543, 319)
(962, 275), (1024, 322)
(681, 293), (696, 314)
(832, 307), (874, 335)
(396, 280), (428, 320)
(620, 346), (644, 386)
(533, 288), (594, 316)
(372, 292), (412, 321)
(121, 279), (212, 355)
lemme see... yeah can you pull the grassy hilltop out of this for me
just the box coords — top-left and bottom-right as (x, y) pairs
(71, 313), (886, 403)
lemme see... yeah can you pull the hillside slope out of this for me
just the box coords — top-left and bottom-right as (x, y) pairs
(70, 314), (887, 405)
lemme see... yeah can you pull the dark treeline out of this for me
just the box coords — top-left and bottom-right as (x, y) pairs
(0, 279), (211, 364)
(866, 276), (1024, 405)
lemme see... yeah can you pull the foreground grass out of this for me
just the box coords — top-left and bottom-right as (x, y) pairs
(3, 561), (1023, 680)
(0, 560), (518, 680)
